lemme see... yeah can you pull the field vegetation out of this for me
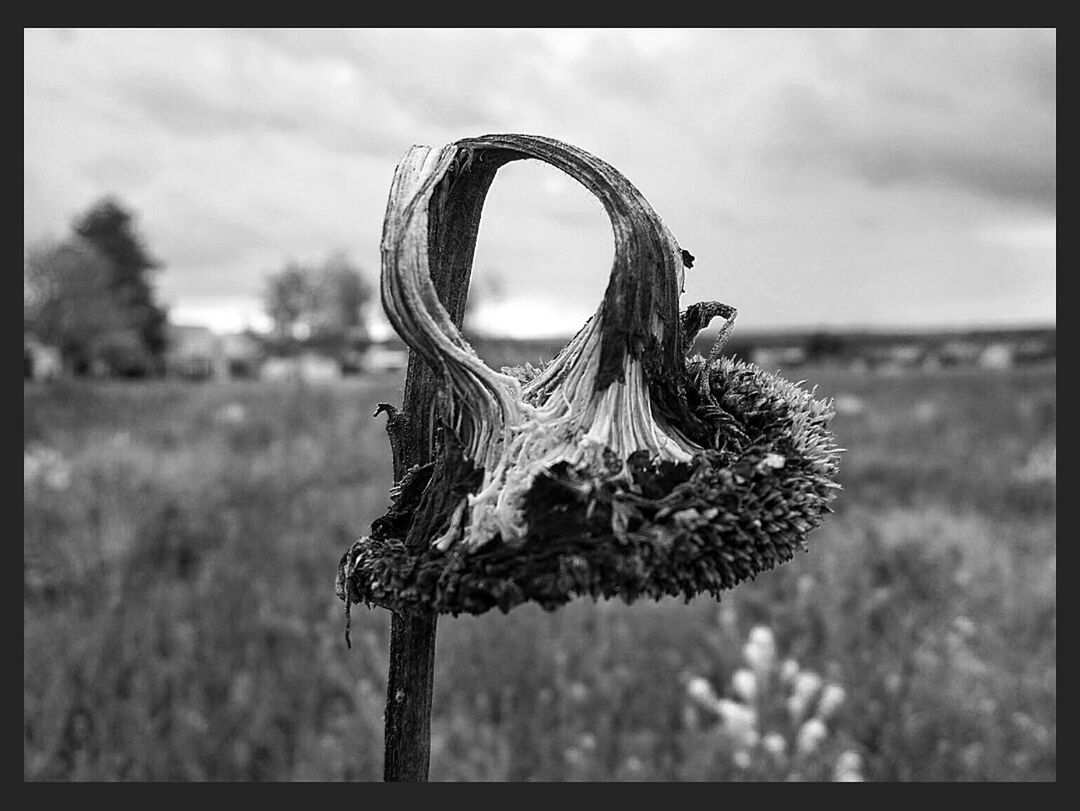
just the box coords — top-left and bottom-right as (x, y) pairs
(24, 364), (1055, 780)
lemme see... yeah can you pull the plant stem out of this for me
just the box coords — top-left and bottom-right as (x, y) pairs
(378, 150), (501, 782)
(382, 607), (438, 781)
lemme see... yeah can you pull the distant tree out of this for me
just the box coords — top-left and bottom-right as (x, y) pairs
(24, 238), (143, 374)
(264, 253), (373, 348)
(73, 197), (168, 369)
(306, 252), (372, 343)
(265, 262), (310, 340)
(805, 331), (845, 364)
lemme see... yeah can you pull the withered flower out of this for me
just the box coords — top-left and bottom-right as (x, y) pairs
(338, 134), (840, 618)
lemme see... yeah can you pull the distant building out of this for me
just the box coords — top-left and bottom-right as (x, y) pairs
(921, 353), (942, 371)
(1015, 338), (1055, 365)
(165, 324), (224, 380)
(979, 343), (1014, 369)
(260, 351), (342, 382)
(164, 325), (266, 380)
(361, 344), (408, 373)
(935, 340), (983, 367)
(220, 332), (263, 378)
(751, 346), (807, 368)
(888, 344), (924, 365)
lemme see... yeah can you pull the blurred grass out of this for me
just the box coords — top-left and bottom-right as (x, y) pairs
(24, 365), (1055, 780)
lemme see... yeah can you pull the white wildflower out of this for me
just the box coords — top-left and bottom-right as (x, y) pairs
(716, 698), (759, 751)
(686, 676), (719, 709)
(793, 670), (823, 704)
(779, 658), (800, 684)
(834, 750), (864, 782)
(743, 625), (777, 673)
(787, 694), (809, 723)
(818, 683), (847, 719)
(732, 749), (752, 769)
(788, 670), (823, 722)
(762, 732), (788, 759)
(731, 668), (758, 703)
(796, 718), (828, 756)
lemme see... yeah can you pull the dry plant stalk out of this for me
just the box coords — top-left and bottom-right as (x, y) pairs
(337, 134), (840, 621)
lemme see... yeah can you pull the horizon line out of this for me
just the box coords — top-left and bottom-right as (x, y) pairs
(169, 319), (1057, 340)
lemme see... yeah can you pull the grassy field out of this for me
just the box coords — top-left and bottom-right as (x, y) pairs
(23, 363), (1056, 781)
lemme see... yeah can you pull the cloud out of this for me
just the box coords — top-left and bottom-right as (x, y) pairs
(570, 32), (671, 106)
(105, 31), (412, 160)
(975, 218), (1056, 251)
(246, 28), (558, 137)
(23, 28), (1056, 334)
(760, 29), (1055, 208)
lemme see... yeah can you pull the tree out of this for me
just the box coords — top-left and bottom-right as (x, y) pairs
(805, 331), (846, 364)
(24, 238), (144, 374)
(264, 262), (310, 339)
(263, 253), (373, 348)
(73, 197), (168, 369)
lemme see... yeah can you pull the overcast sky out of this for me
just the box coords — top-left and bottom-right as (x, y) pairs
(24, 28), (1055, 338)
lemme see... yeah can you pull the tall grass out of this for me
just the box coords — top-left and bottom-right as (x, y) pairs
(24, 366), (1055, 780)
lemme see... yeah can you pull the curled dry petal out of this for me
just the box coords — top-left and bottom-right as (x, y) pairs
(380, 134), (701, 550)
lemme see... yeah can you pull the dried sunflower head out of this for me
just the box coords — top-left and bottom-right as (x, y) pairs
(338, 134), (841, 617)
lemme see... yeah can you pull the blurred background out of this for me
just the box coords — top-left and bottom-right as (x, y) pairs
(24, 28), (1054, 781)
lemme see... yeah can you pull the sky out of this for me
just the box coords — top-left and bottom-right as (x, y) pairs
(24, 28), (1055, 338)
